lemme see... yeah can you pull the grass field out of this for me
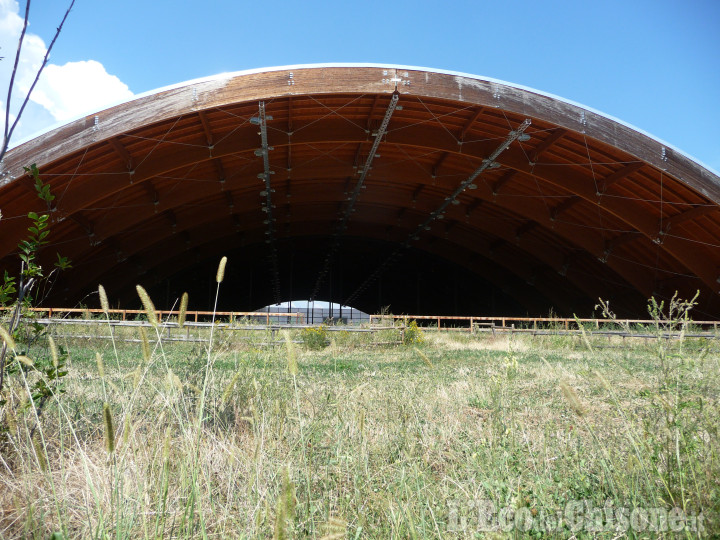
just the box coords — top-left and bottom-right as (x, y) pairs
(0, 319), (718, 538)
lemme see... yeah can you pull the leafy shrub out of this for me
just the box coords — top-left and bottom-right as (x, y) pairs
(301, 326), (328, 350)
(402, 320), (424, 345)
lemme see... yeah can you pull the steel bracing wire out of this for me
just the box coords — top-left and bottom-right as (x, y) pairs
(345, 118), (532, 305)
(308, 90), (401, 302)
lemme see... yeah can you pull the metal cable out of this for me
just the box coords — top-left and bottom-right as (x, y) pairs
(345, 118), (532, 305)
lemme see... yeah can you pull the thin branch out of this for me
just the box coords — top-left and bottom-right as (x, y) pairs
(3, 0), (31, 152)
(0, 0), (76, 165)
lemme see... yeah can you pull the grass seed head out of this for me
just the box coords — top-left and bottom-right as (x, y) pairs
(139, 327), (151, 362)
(559, 380), (586, 416)
(167, 369), (183, 393)
(95, 352), (105, 378)
(414, 346), (433, 368)
(320, 517), (347, 540)
(283, 330), (298, 376)
(222, 370), (244, 405)
(48, 335), (58, 368)
(32, 436), (47, 472)
(122, 414), (132, 448)
(16, 355), (34, 367)
(132, 366), (142, 389)
(576, 319), (594, 352)
(163, 426), (172, 462)
(281, 467), (296, 518)
(593, 369), (612, 391)
(5, 405), (17, 435)
(178, 292), (189, 328)
(216, 256), (228, 283)
(135, 285), (158, 327)
(274, 467), (296, 539)
(103, 402), (115, 454)
(0, 325), (15, 351)
(98, 284), (110, 315)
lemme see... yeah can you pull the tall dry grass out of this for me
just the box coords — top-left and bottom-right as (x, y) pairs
(0, 292), (717, 537)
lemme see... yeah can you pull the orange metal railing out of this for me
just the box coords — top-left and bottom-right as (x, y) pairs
(369, 314), (720, 332)
(3, 308), (718, 333)
(0, 307), (304, 325)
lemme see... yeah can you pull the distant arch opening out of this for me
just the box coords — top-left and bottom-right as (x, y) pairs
(257, 300), (370, 324)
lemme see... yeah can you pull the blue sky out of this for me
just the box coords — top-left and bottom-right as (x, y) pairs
(2, 0), (719, 171)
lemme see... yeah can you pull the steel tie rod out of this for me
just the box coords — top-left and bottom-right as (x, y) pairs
(345, 119), (532, 305)
(309, 90), (401, 302)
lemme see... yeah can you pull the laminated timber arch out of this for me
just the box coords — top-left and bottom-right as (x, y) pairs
(1, 65), (720, 316)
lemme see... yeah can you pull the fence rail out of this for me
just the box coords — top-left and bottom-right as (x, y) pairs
(0, 307), (305, 325)
(3, 308), (719, 341)
(3, 307), (718, 329)
(16, 317), (403, 346)
(370, 315), (720, 330)
(370, 315), (720, 339)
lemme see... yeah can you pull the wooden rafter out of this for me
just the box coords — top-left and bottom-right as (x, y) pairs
(411, 184), (424, 203)
(431, 152), (448, 178)
(197, 110), (214, 146)
(224, 191), (235, 212)
(287, 96), (293, 133)
(353, 143), (364, 170)
(104, 237), (126, 261)
(605, 231), (642, 254)
(366, 95), (381, 131)
(465, 199), (483, 218)
(143, 182), (159, 210)
(164, 209), (177, 231)
(531, 128), (567, 162)
(459, 108), (484, 141)
(597, 162), (645, 193)
(69, 213), (94, 236)
(492, 170), (518, 195)
(550, 196), (581, 220)
(515, 220), (538, 240)
(212, 157), (226, 184)
(661, 205), (716, 231)
(108, 138), (134, 171)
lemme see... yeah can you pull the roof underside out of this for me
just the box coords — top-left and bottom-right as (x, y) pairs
(2, 66), (720, 317)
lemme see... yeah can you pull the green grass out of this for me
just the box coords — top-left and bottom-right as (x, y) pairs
(0, 324), (718, 538)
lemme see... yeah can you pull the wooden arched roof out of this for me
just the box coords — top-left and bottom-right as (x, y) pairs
(1, 65), (719, 316)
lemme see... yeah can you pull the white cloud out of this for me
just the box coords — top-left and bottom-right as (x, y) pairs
(0, 0), (23, 39)
(1, 0), (133, 147)
(31, 60), (133, 122)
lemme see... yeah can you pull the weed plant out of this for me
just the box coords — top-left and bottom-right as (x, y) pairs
(301, 326), (329, 350)
(402, 320), (424, 346)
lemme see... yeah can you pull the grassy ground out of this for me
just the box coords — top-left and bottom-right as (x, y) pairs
(0, 322), (718, 538)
